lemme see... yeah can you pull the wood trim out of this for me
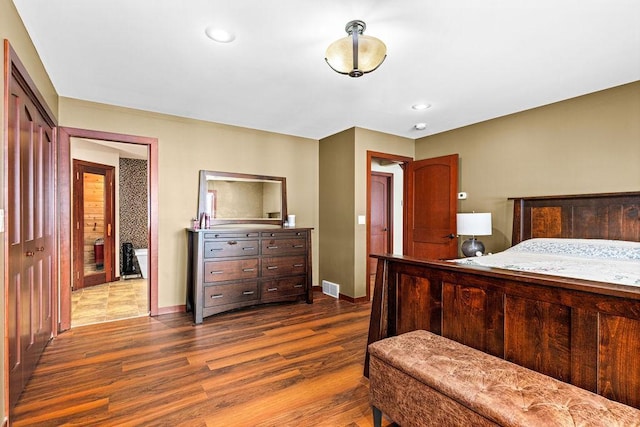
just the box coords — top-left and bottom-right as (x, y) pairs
(338, 294), (369, 304)
(366, 151), (412, 302)
(156, 304), (185, 315)
(3, 39), (11, 426)
(58, 127), (159, 329)
(72, 159), (117, 289)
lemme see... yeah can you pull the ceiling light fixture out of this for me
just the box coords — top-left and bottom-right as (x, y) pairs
(414, 123), (427, 130)
(205, 27), (235, 43)
(412, 103), (431, 110)
(325, 20), (387, 77)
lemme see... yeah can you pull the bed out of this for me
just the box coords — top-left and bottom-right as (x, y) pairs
(365, 192), (640, 409)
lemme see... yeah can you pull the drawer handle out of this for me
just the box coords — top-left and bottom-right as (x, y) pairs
(267, 287), (278, 292)
(294, 284), (303, 288)
(242, 268), (255, 272)
(211, 294), (224, 299)
(267, 266), (278, 270)
(293, 264), (304, 267)
(293, 245), (304, 248)
(210, 271), (224, 275)
(242, 291), (255, 295)
(227, 241), (238, 245)
(267, 246), (278, 249)
(210, 248), (223, 251)
(242, 247), (255, 251)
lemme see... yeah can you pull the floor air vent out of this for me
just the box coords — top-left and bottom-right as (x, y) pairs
(322, 280), (340, 298)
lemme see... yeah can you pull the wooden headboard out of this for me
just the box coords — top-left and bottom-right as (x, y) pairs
(510, 191), (640, 244)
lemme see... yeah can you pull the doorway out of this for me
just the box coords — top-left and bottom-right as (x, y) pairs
(369, 171), (392, 277)
(72, 159), (116, 289)
(58, 127), (159, 331)
(366, 151), (412, 300)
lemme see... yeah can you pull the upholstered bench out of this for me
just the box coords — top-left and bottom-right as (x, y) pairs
(368, 330), (640, 427)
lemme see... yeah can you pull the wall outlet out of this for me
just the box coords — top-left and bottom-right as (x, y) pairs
(457, 192), (467, 200)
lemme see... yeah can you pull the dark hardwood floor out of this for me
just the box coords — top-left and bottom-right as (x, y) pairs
(12, 293), (392, 426)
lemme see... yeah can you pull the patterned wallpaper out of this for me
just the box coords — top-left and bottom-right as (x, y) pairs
(119, 158), (148, 252)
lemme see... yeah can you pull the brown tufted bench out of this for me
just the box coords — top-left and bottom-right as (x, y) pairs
(368, 330), (640, 427)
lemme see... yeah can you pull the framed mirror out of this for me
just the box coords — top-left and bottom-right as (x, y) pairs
(198, 170), (287, 226)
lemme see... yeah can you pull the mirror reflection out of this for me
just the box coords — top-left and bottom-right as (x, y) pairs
(198, 170), (287, 226)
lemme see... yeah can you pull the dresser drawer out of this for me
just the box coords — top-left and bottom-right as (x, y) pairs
(262, 256), (306, 277)
(261, 230), (307, 238)
(262, 238), (307, 255)
(204, 240), (259, 258)
(204, 232), (259, 239)
(204, 259), (259, 283)
(204, 282), (259, 307)
(261, 276), (306, 301)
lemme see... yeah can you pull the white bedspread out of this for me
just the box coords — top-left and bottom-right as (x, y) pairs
(453, 238), (640, 287)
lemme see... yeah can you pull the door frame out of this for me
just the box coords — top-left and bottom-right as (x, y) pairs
(72, 159), (117, 289)
(58, 127), (159, 331)
(366, 151), (413, 301)
(369, 171), (393, 273)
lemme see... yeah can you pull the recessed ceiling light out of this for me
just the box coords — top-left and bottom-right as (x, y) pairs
(414, 123), (427, 130)
(411, 103), (431, 110)
(205, 27), (235, 43)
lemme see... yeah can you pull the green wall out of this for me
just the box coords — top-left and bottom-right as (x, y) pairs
(319, 127), (413, 299)
(415, 81), (640, 253)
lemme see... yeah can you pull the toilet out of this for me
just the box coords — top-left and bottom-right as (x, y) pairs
(134, 248), (148, 279)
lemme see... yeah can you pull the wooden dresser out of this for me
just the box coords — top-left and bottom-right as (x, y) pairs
(187, 227), (313, 324)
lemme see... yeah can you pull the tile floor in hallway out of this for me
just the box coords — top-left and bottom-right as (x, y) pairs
(71, 278), (148, 327)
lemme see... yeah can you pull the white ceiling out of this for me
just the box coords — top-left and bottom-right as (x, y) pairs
(13, 0), (640, 140)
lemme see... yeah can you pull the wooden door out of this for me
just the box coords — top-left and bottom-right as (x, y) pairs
(369, 172), (392, 273)
(405, 154), (459, 260)
(6, 42), (56, 411)
(72, 160), (116, 289)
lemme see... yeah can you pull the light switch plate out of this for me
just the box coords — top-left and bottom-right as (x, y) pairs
(357, 215), (366, 225)
(0, 209), (4, 232)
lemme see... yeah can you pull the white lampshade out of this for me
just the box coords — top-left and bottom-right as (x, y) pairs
(457, 213), (492, 236)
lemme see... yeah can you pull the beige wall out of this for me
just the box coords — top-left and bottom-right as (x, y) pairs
(320, 128), (413, 299)
(58, 97), (319, 309)
(1, 0), (59, 422)
(319, 129), (356, 296)
(415, 81), (640, 253)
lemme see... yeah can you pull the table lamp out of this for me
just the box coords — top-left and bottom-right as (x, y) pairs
(457, 212), (492, 257)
